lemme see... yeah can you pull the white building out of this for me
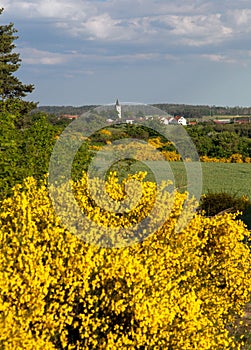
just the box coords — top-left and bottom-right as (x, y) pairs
(177, 116), (187, 125)
(160, 117), (169, 125)
(168, 116), (187, 125)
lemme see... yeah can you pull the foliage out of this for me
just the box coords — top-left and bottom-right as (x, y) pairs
(0, 8), (36, 114)
(0, 174), (251, 349)
(199, 191), (251, 217)
(0, 111), (63, 200)
(187, 127), (251, 159)
(20, 116), (62, 178)
(0, 111), (23, 196)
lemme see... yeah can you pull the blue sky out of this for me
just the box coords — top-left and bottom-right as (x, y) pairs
(2, 0), (251, 107)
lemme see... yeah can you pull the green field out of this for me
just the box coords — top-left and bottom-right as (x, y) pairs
(172, 162), (251, 198)
(110, 161), (251, 198)
(108, 160), (251, 226)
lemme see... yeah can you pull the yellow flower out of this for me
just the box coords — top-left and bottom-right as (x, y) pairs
(0, 172), (250, 349)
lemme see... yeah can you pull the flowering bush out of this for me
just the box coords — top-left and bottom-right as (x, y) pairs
(162, 150), (181, 161)
(89, 140), (181, 162)
(200, 155), (227, 163)
(200, 154), (251, 163)
(0, 174), (251, 349)
(99, 129), (112, 137)
(147, 137), (172, 149)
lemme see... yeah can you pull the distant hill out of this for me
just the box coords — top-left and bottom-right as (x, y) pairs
(152, 103), (251, 119)
(33, 105), (97, 116)
(33, 103), (251, 119)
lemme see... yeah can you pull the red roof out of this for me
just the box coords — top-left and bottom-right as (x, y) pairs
(62, 114), (79, 119)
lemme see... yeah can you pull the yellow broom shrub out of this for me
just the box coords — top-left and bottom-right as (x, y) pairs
(200, 154), (251, 163)
(0, 173), (251, 349)
(162, 150), (181, 161)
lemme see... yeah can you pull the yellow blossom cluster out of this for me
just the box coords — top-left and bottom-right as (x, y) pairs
(200, 154), (251, 163)
(91, 140), (181, 162)
(147, 137), (172, 149)
(99, 129), (112, 137)
(0, 173), (251, 349)
(162, 150), (181, 161)
(89, 145), (103, 151)
(96, 141), (165, 161)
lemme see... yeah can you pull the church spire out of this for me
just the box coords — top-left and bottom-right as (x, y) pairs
(115, 98), (122, 118)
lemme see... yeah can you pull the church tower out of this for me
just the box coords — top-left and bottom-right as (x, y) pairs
(115, 99), (122, 119)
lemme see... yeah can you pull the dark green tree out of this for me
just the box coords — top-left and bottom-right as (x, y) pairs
(0, 8), (36, 113)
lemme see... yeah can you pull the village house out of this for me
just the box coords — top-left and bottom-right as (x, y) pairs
(61, 114), (79, 120)
(167, 115), (187, 125)
(213, 119), (231, 124)
(126, 119), (134, 124)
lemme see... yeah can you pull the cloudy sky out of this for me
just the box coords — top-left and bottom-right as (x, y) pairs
(2, 0), (251, 106)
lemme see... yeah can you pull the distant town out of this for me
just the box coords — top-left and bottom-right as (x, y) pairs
(35, 99), (251, 126)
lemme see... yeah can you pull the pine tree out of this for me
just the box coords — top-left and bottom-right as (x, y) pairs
(0, 8), (36, 113)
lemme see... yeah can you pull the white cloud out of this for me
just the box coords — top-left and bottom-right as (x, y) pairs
(201, 54), (237, 64)
(4, 0), (251, 66)
(62, 13), (123, 40)
(55, 11), (236, 48)
(18, 46), (165, 65)
(101, 52), (161, 62)
(2, 0), (95, 19)
(19, 48), (71, 65)
(2, 0), (251, 49)
(224, 8), (251, 35)
(228, 8), (251, 26)
(157, 14), (233, 46)
(84, 14), (117, 39)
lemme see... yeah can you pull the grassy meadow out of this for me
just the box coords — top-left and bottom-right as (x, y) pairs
(109, 161), (251, 198)
(108, 160), (251, 226)
(173, 162), (251, 198)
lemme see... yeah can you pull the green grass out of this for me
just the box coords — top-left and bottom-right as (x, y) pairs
(201, 163), (251, 198)
(170, 162), (251, 198)
(200, 162), (251, 230)
(107, 160), (251, 227)
(109, 161), (251, 197)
